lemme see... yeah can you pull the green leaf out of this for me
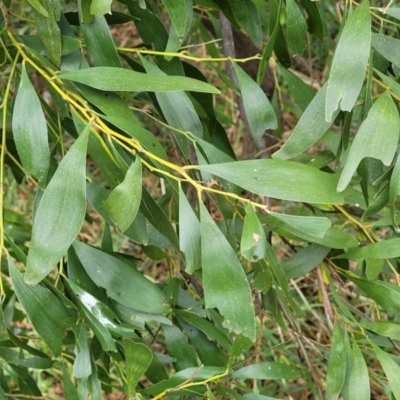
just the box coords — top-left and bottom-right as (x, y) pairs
(161, 0), (192, 38)
(385, 7), (400, 20)
(278, 65), (315, 111)
(241, 204), (267, 262)
(200, 202), (256, 341)
(12, 64), (50, 187)
(124, 339), (153, 396)
(163, 324), (198, 371)
(67, 280), (117, 352)
(300, 0), (324, 40)
(337, 91), (399, 191)
(370, 341), (400, 400)
(232, 362), (301, 380)
(270, 212), (331, 238)
(361, 321), (400, 341)
(274, 83), (337, 159)
(345, 339), (370, 400)
(195, 159), (346, 204)
(140, 55), (203, 140)
(101, 157), (142, 232)
(81, 16), (121, 67)
(73, 322), (91, 379)
(72, 241), (170, 315)
(372, 33), (400, 69)
(8, 256), (70, 356)
(179, 186), (201, 273)
(336, 237), (400, 259)
(32, 0), (61, 65)
(233, 63), (277, 140)
(175, 310), (232, 351)
(90, 0), (112, 16)
(326, 320), (347, 400)
(27, 0), (49, 17)
(228, 0), (262, 47)
(325, 0), (371, 121)
(281, 245), (328, 279)
(346, 274), (400, 311)
(390, 154), (400, 228)
(25, 124), (90, 285)
(58, 67), (220, 93)
(141, 366), (226, 396)
(286, 0), (307, 55)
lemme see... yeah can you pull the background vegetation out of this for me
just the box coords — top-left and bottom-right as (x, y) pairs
(1, 0), (400, 399)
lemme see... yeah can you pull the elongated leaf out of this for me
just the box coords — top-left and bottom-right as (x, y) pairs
(346, 274), (400, 311)
(325, 0), (371, 121)
(58, 67), (220, 93)
(274, 83), (337, 159)
(175, 310), (232, 351)
(278, 65), (315, 111)
(161, 0), (192, 38)
(228, 0), (262, 47)
(101, 157), (142, 232)
(25, 124), (90, 285)
(232, 362), (301, 380)
(390, 154), (400, 228)
(73, 322), (91, 379)
(195, 160), (346, 204)
(326, 320), (347, 400)
(361, 321), (400, 341)
(200, 202), (256, 341)
(345, 339), (370, 400)
(286, 0), (307, 55)
(163, 324), (198, 371)
(27, 0), (49, 16)
(140, 55), (202, 139)
(241, 204), (267, 262)
(124, 339), (152, 396)
(179, 186), (201, 273)
(300, 0), (324, 39)
(90, 0), (112, 16)
(81, 16), (121, 67)
(370, 341), (400, 400)
(72, 241), (170, 315)
(372, 33), (400, 69)
(32, 0), (61, 65)
(337, 91), (399, 191)
(12, 64), (50, 187)
(141, 366), (226, 396)
(336, 237), (400, 259)
(9, 257), (70, 356)
(233, 63), (277, 140)
(271, 212), (331, 238)
(282, 244), (330, 279)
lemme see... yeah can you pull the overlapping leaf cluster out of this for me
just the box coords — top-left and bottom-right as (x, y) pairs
(1, 0), (400, 399)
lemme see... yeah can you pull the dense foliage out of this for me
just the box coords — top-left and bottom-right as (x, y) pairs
(2, 0), (400, 398)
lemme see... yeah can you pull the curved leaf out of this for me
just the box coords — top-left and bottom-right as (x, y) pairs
(101, 157), (142, 232)
(325, 0), (371, 121)
(195, 159), (346, 204)
(72, 241), (170, 315)
(25, 124), (90, 285)
(337, 91), (399, 192)
(9, 257), (70, 356)
(200, 202), (256, 341)
(233, 62), (277, 140)
(12, 64), (50, 187)
(58, 67), (220, 93)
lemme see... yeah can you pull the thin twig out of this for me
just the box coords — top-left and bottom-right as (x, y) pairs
(316, 266), (334, 331)
(277, 297), (325, 400)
